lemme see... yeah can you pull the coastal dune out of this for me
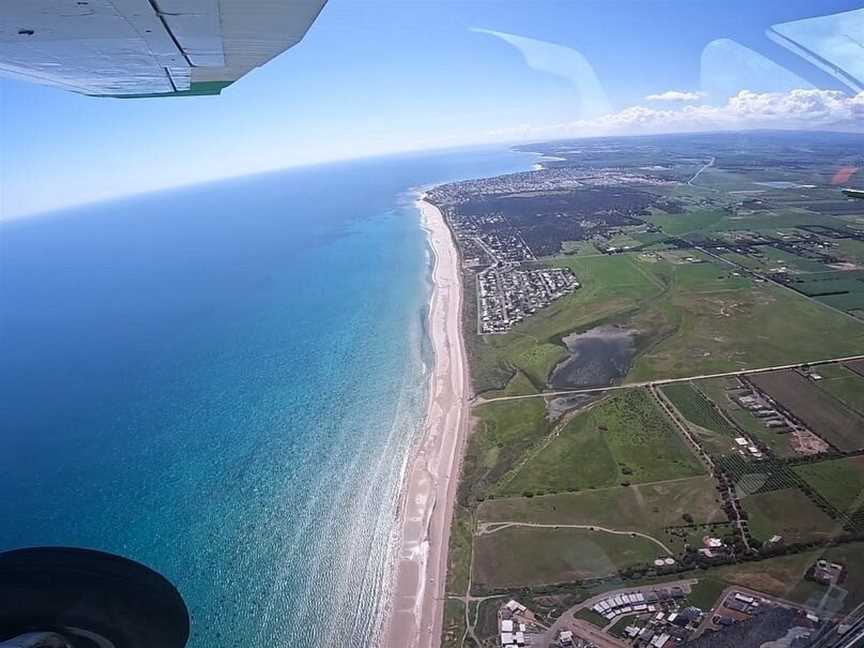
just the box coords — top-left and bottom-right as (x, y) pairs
(383, 196), (470, 648)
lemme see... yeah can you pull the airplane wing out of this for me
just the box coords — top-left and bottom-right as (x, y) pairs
(0, 0), (326, 97)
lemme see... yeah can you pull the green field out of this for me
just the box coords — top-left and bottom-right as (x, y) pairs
(479, 475), (726, 555)
(574, 607), (607, 627)
(469, 254), (663, 394)
(445, 507), (475, 595)
(628, 274), (864, 382)
(441, 599), (466, 648)
(468, 250), (864, 396)
(472, 526), (661, 588)
(494, 407), (619, 496)
(462, 391), (549, 505)
(813, 365), (864, 416)
(834, 239), (864, 265)
(794, 456), (864, 515)
(741, 488), (839, 544)
(494, 389), (704, 496)
(750, 370), (864, 452)
(480, 475), (724, 529)
(441, 136), (864, 635)
(712, 551), (817, 601)
(697, 377), (797, 457)
(685, 577), (727, 611)
(661, 382), (739, 455)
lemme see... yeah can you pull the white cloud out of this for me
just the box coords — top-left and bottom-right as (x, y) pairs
(645, 90), (705, 102)
(486, 89), (864, 140)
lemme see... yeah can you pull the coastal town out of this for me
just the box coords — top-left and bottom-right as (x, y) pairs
(491, 581), (829, 648)
(476, 267), (579, 334)
(429, 132), (864, 648)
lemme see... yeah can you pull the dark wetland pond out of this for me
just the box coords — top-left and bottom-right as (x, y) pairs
(549, 325), (637, 389)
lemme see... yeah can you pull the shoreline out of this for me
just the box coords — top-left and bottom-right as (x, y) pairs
(382, 194), (471, 648)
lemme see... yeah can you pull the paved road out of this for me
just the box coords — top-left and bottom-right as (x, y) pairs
(476, 352), (864, 405)
(688, 156), (715, 185)
(542, 579), (698, 647)
(475, 521), (674, 554)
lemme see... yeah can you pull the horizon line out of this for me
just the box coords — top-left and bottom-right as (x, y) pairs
(4, 126), (863, 224)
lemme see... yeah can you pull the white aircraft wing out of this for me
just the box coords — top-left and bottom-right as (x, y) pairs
(0, 0), (326, 97)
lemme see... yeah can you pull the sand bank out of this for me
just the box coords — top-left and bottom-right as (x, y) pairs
(382, 196), (470, 648)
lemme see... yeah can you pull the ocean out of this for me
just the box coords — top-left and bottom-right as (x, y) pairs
(0, 147), (534, 646)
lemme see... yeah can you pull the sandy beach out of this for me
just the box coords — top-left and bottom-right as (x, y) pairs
(382, 195), (470, 648)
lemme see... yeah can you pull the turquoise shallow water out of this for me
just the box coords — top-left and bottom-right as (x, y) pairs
(0, 148), (534, 646)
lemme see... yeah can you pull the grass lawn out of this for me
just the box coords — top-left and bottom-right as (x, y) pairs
(608, 614), (641, 638)
(794, 456), (864, 515)
(480, 475), (725, 536)
(741, 488), (840, 544)
(686, 577), (727, 611)
(472, 526), (661, 588)
(574, 607), (607, 627)
(647, 207), (728, 236)
(494, 390), (703, 496)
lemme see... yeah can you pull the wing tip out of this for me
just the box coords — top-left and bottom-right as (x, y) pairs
(99, 80), (234, 99)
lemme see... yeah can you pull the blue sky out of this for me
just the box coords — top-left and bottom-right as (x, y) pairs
(2, 0), (862, 219)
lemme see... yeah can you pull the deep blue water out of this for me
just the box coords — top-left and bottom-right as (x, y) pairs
(0, 148), (534, 646)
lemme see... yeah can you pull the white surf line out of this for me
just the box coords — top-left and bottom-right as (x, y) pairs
(476, 522), (674, 554)
(477, 352), (864, 404)
(382, 196), (470, 648)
